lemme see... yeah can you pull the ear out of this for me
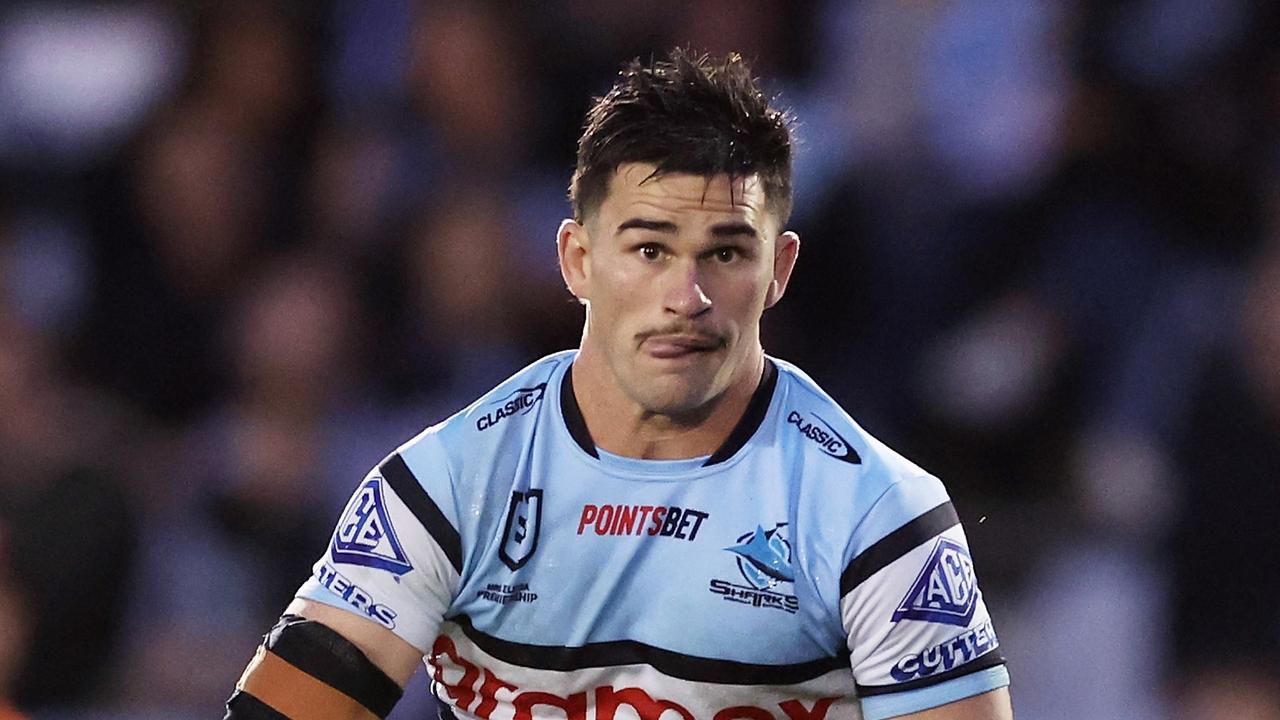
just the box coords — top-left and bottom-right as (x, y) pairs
(765, 230), (800, 309)
(557, 218), (591, 304)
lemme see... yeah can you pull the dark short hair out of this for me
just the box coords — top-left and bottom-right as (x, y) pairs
(570, 49), (795, 226)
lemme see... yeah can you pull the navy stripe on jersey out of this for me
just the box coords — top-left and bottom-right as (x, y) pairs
(267, 615), (402, 717)
(560, 365), (599, 458)
(225, 690), (291, 719)
(448, 614), (848, 685)
(560, 360), (779, 466)
(703, 359), (778, 466)
(855, 651), (1006, 697)
(379, 453), (463, 574)
(839, 501), (960, 596)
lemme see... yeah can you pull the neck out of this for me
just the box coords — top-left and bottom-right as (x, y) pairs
(570, 342), (766, 460)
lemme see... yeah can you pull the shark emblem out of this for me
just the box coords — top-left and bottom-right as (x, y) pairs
(725, 524), (794, 588)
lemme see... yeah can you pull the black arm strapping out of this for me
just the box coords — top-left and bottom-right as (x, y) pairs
(224, 614), (404, 719)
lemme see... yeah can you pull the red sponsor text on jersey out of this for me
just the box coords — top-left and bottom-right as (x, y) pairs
(431, 635), (837, 720)
(576, 504), (709, 540)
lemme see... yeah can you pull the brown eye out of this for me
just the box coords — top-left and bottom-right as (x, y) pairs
(714, 247), (738, 263)
(640, 245), (661, 261)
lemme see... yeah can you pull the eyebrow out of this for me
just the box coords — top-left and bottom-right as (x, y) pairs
(616, 218), (677, 235)
(615, 218), (759, 239)
(709, 222), (759, 239)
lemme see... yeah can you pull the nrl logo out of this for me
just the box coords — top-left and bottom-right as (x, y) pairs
(499, 489), (543, 571)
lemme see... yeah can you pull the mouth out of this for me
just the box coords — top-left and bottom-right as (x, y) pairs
(640, 333), (724, 360)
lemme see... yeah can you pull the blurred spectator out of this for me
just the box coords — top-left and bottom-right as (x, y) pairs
(187, 1), (308, 139)
(387, 188), (548, 406)
(72, 1), (319, 425)
(74, 104), (260, 422)
(304, 121), (403, 255)
(114, 255), (365, 712)
(1167, 238), (1280, 720)
(0, 531), (32, 720)
(0, 308), (136, 711)
(406, 2), (533, 177)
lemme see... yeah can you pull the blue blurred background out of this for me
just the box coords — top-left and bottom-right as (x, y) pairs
(0, 1), (1278, 718)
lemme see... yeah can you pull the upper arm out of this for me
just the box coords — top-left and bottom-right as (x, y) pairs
(892, 687), (1013, 719)
(228, 603), (419, 719)
(840, 477), (1010, 719)
(295, 448), (463, 652)
(285, 597), (424, 687)
(228, 447), (461, 718)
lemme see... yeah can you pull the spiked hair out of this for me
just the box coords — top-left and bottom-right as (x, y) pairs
(570, 49), (795, 225)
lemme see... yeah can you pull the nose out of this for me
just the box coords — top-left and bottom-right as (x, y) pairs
(663, 261), (712, 318)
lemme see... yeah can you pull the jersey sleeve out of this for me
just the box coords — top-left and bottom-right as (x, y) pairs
(839, 475), (1009, 720)
(295, 434), (463, 654)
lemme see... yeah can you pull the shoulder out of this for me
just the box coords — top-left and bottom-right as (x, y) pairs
(395, 351), (573, 476)
(361, 352), (572, 564)
(770, 358), (953, 552)
(771, 357), (935, 486)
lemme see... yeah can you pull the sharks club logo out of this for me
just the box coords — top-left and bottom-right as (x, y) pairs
(708, 523), (799, 614)
(728, 523), (795, 589)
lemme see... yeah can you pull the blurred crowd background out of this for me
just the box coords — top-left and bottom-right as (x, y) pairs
(0, 1), (1278, 718)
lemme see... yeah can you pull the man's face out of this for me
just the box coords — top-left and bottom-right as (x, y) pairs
(560, 163), (798, 416)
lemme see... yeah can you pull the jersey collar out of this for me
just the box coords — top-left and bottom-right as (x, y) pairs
(559, 358), (778, 467)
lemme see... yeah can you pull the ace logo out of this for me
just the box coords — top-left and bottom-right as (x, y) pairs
(892, 538), (979, 627)
(332, 477), (413, 575)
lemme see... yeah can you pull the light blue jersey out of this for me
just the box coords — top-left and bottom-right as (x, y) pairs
(297, 351), (1008, 720)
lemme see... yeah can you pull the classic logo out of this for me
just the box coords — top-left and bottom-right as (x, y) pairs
(786, 411), (861, 464)
(708, 523), (799, 613)
(331, 477), (413, 575)
(892, 538), (979, 627)
(477, 384), (546, 431)
(499, 489), (543, 571)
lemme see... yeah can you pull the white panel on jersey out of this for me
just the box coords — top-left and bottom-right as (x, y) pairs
(297, 465), (461, 653)
(841, 523), (1000, 690)
(426, 623), (863, 720)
